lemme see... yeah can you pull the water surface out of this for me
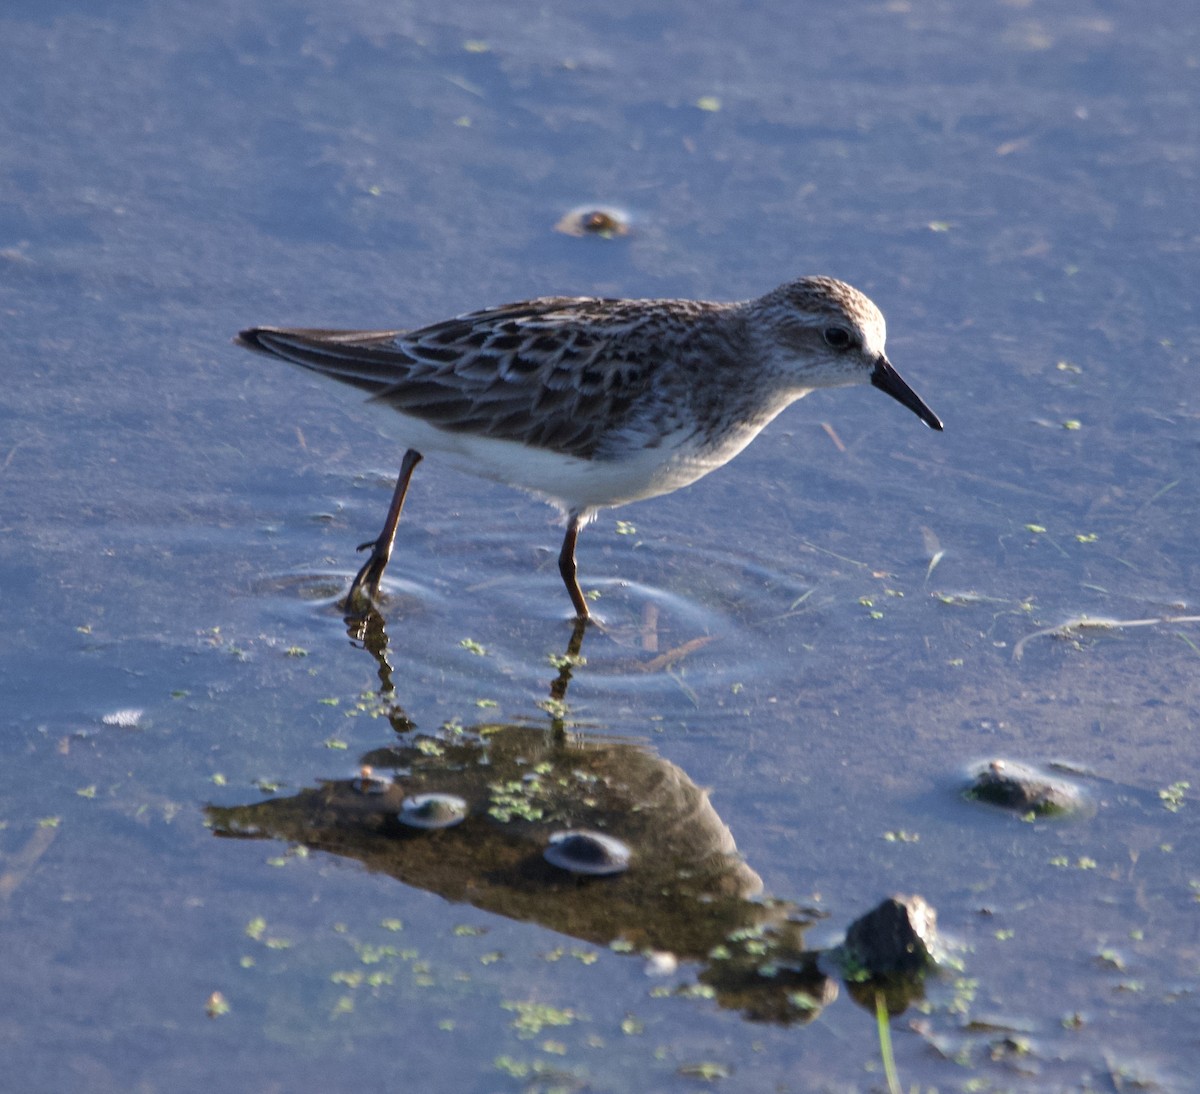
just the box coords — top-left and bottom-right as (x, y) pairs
(2, 1), (1198, 1090)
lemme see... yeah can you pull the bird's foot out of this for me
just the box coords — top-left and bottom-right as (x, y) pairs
(344, 550), (389, 614)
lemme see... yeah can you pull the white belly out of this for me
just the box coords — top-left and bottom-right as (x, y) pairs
(370, 411), (731, 515)
(363, 393), (793, 516)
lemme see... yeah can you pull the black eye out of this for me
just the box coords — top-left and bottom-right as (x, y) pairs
(823, 326), (853, 350)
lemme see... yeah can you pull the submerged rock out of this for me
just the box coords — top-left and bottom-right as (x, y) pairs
(553, 205), (630, 238)
(965, 759), (1088, 818)
(397, 793), (469, 830)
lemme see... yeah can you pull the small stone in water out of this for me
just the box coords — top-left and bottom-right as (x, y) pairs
(553, 206), (630, 238)
(966, 759), (1087, 817)
(397, 793), (469, 829)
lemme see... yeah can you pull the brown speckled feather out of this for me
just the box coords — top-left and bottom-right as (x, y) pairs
(240, 297), (730, 460)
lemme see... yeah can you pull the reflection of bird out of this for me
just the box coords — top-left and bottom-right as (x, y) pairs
(238, 276), (942, 617)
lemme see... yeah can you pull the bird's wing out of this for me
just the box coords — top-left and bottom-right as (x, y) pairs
(239, 298), (666, 459)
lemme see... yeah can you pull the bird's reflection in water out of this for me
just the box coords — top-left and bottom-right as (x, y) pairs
(345, 606), (589, 733)
(209, 608), (931, 1023)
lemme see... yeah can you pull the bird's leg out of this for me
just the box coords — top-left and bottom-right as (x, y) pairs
(345, 448), (423, 611)
(546, 614), (590, 742)
(558, 512), (590, 619)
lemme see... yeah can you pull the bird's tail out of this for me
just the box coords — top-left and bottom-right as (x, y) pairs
(236, 327), (413, 396)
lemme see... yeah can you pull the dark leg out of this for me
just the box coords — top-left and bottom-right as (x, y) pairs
(558, 511), (590, 619)
(546, 614), (589, 742)
(345, 448), (423, 610)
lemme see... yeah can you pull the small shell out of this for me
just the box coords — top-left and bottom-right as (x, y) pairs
(543, 830), (631, 876)
(397, 793), (469, 830)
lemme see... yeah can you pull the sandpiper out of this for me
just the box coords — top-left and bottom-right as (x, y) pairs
(238, 277), (942, 618)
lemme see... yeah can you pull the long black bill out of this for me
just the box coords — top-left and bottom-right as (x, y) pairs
(871, 355), (943, 431)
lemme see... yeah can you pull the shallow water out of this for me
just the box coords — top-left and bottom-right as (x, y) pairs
(3, 1), (1199, 1090)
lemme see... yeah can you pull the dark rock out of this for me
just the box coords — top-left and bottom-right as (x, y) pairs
(966, 759), (1087, 817)
(842, 894), (938, 978)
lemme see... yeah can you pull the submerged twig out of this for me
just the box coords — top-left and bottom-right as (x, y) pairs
(890, 451), (1051, 498)
(798, 540), (870, 568)
(0, 825), (58, 910)
(820, 421), (846, 452)
(640, 635), (717, 673)
(1013, 613), (1200, 662)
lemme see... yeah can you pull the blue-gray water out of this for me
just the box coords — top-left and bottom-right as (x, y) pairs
(3, 2), (1198, 1090)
